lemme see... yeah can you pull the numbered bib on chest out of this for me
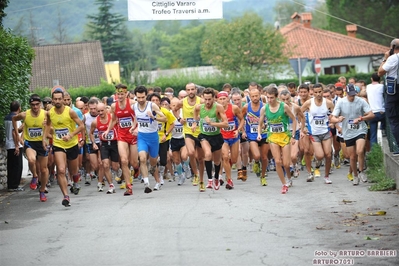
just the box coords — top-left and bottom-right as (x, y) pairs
(55, 128), (69, 139)
(138, 118), (150, 128)
(224, 121), (235, 132)
(28, 127), (43, 138)
(313, 115), (326, 126)
(119, 117), (132, 128)
(202, 123), (217, 133)
(102, 130), (114, 140)
(93, 129), (100, 143)
(158, 123), (163, 132)
(186, 118), (196, 127)
(174, 125), (183, 133)
(270, 123), (284, 133)
(250, 124), (259, 133)
(348, 120), (360, 130)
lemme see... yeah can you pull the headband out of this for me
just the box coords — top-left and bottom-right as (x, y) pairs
(217, 91), (229, 98)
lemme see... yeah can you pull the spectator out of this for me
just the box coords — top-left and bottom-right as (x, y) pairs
(367, 73), (385, 147)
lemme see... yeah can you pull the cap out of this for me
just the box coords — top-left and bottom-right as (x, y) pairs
(29, 95), (41, 103)
(335, 82), (343, 88)
(42, 97), (52, 104)
(346, 84), (357, 96)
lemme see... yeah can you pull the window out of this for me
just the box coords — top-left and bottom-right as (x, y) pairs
(324, 65), (355, 75)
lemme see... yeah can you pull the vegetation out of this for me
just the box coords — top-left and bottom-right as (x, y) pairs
(366, 144), (396, 191)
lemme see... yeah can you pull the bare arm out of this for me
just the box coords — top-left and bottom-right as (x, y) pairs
(209, 104), (229, 128)
(257, 106), (266, 140)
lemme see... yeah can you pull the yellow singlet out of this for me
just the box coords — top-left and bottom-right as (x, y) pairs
(182, 96), (201, 137)
(49, 106), (78, 149)
(23, 109), (46, 142)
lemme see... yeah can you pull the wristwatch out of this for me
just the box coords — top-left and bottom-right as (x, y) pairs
(165, 132), (169, 136)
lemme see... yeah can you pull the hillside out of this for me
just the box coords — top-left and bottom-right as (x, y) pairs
(3, 0), (278, 45)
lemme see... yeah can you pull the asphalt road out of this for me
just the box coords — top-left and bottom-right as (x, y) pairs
(0, 162), (398, 266)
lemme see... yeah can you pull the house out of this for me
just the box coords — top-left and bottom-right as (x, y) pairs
(280, 12), (389, 77)
(30, 41), (107, 90)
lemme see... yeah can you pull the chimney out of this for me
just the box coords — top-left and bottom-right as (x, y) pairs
(346, 24), (357, 38)
(301, 13), (312, 28)
(291, 12), (301, 23)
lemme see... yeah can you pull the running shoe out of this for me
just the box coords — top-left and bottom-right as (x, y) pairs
(206, 179), (213, 189)
(237, 170), (243, 180)
(124, 184), (133, 196)
(315, 160), (323, 168)
(314, 169), (321, 178)
(114, 175), (122, 184)
(269, 159), (276, 171)
(62, 195), (71, 207)
(120, 181), (126, 189)
(306, 173), (314, 182)
(334, 155), (341, 169)
(39, 192), (47, 202)
(153, 183), (161, 191)
(324, 177), (332, 184)
(192, 175), (199, 186)
(107, 184), (115, 194)
(199, 182), (206, 192)
(219, 178), (224, 186)
(85, 174), (91, 185)
(290, 166), (294, 177)
(260, 176), (268, 186)
(242, 169), (247, 181)
(213, 179), (220, 190)
(287, 178), (293, 187)
(293, 165), (300, 178)
(226, 179), (234, 190)
(177, 174), (185, 186)
(343, 159), (350, 165)
(30, 177), (38, 190)
(281, 185), (289, 194)
(231, 164), (236, 170)
(347, 173), (354, 181)
(352, 176), (360, 186)
(359, 172), (368, 183)
(97, 182), (104, 192)
(49, 173), (55, 183)
(253, 161), (261, 177)
(183, 164), (191, 179)
(144, 182), (153, 193)
(72, 183), (80, 195)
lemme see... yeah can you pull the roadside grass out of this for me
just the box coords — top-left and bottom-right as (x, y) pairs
(366, 144), (396, 191)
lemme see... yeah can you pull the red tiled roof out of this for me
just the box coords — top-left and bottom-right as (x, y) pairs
(280, 22), (388, 60)
(30, 41), (107, 90)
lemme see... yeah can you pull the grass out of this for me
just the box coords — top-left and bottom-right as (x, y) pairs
(366, 144), (396, 191)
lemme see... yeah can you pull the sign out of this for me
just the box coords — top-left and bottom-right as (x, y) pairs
(127, 0), (223, 21)
(289, 58), (308, 77)
(314, 58), (321, 74)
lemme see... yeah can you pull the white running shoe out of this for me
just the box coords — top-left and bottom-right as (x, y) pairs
(154, 183), (161, 191)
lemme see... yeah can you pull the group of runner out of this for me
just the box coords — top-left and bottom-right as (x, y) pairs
(12, 80), (375, 207)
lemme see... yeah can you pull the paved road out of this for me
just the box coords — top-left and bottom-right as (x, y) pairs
(0, 162), (398, 266)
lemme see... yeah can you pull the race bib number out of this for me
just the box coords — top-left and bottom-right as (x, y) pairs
(28, 127), (43, 138)
(93, 129), (100, 143)
(224, 121), (235, 132)
(174, 125), (183, 133)
(102, 130), (114, 140)
(348, 120), (360, 130)
(119, 117), (132, 128)
(137, 118), (150, 128)
(314, 116), (325, 126)
(250, 124), (259, 133)
(270, 123), (284, 133)
(202, 123), (217, 133)
(55, 128), (69, 139)
(186, 118), (195, 127)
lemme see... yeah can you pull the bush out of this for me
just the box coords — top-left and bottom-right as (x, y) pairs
(0, 28), (35, 143)
(366, 144), (396, 191)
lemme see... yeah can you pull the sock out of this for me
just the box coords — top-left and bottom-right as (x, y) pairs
(242, 166), (247, 170)
(143, 177), (149, 185)
(205, 160), (213, 180)
(73, 174), (79, 183)
(214, 164), (221, 180)
(176, 163), (183, 175)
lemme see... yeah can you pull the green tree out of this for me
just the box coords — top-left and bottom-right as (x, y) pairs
(0, 0), (8, 28)
(311, 1), (328, 29)
(0, 29), (35, 141)
(201, 12), (288, 75)
(86, 0), (135, 77)
(273, 0), (305, 27)
(326, 0), (398, 45)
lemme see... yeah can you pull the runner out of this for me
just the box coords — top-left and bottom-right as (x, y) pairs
(192, 88), (228, 191)
(12, 94), (49, 201)
(103, 84), (139, 196)
(217, 91), (244, 189)
(300, 84), (335, 184)
(43, 88), (85, 207)
(132, 86), (167, 192)
(242, 88), (269, 186)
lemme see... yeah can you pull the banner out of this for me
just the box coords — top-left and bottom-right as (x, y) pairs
(127, 0), (223, 21)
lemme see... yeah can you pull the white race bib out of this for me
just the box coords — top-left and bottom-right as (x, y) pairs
(119, 117), (132, 128)
(270, 123), (284, 133)
(347, 120), (360, 130)
(55, 128), (69, 139)
(28, 127), (43, 138)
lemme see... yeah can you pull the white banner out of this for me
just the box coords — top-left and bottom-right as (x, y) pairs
(127, 0), (223, 21)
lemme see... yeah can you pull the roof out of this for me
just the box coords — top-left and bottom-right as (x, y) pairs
(280, 22), (389, 60)
(30, 41), (107, 90)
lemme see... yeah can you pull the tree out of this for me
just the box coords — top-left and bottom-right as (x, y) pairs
(201, 12), (288, 75)
(273, 0), (305, 28)
(52, 7), (69, 44)
(326, 0), (399, 46)
(0, 0), (8, 28)
(86, 0), (135, 76)
(311, 1), (328, 29)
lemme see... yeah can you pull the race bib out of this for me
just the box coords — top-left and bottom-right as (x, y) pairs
(314, 115), (325, 126)
(93, 129), (100, 143)
(119, 117), (132, 128)
(348, 120), (360, 130)
(270, 123), (284, 133)
(250, 124), (259, 133)
(174, 125), (183, 133)
(137, 118), (150, 128)
(202, 123), (217, 133)
(28, 127), (43, 138)
(186, 118), (196, 127)
(224, 121), (235, 132)
(55, 128), (69, 139)
(158, 123), (163, 132)
(102, 130), (114, 140)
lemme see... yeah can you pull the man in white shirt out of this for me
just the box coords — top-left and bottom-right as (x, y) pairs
(378, 38), (399, 152)
(366, 73), (385, 147)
